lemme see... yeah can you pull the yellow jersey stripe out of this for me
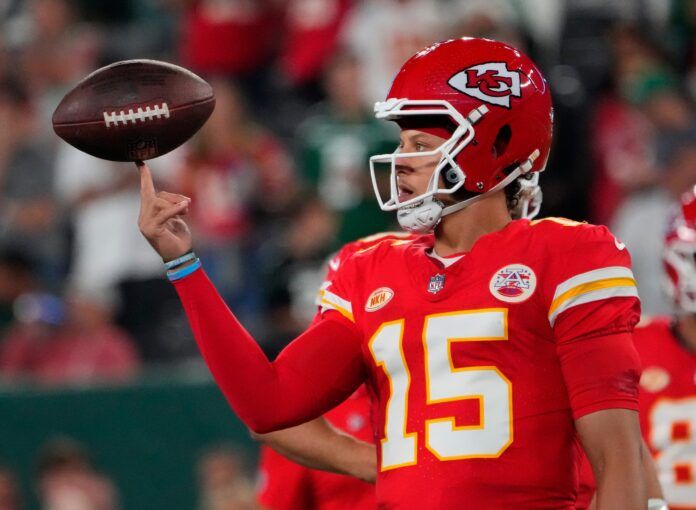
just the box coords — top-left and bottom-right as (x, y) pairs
(320, 299), (355, 322)
(314, 281), (331, 307)
(553, 266), (634, 301)
(549, 277), (636, 316)
(358, 231), (411, 243)
(548, 282), (638, 326)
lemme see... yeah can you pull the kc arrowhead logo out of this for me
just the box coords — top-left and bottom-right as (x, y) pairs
(449, 62), (522, 108)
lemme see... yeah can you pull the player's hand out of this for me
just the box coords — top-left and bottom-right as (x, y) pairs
(136, 161), (193, 262)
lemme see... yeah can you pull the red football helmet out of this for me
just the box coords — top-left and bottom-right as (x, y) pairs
(664, 185), (696, 312)
(369, 37), (553, 232)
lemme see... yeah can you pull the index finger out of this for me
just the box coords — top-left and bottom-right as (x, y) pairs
(136, 160), (156, 199)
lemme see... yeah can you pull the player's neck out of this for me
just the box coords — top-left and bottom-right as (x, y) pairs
(676, 313), (696, 353)
(433, 191), (511, 257)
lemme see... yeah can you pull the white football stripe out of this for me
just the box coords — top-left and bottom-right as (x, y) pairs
(321, 289), (353, 314)
(320, 300), (354, 322)
(552, 266), (634, 302)
(549, 285), (639, 326)
(314, 280), (331, 307)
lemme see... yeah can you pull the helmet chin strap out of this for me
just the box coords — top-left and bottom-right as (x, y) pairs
(396, 197), (444, 233)
(442, 149), (541, 218)
(395, 149), (541, 233)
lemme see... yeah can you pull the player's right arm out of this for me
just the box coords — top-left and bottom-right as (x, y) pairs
(585, 439), (665, 510)
(640, 439), (666, 508)
(251, 418), (377, 483)
(137, 163), (367, 433)
(538, 219), (646, 508)
(576, 409), (646, 509)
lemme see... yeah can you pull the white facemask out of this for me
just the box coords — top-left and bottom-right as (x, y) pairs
(369, 98), (540, 233)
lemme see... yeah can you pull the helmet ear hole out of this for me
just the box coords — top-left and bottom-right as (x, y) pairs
(492, 124), (512, 158)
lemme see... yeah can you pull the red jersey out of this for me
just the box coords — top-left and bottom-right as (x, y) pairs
(173, 219), (641, 509)
(636, 317), (696, 509)
(317, 231), (422, 310)
(257, 387), (375, 510)
(575, 456), (594, 509)
(319, 218), (641, 509)
(578, 316), (696, 509)
(258, 232), (418, 510)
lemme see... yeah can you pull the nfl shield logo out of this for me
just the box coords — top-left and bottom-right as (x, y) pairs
(428, 274), (446, 294)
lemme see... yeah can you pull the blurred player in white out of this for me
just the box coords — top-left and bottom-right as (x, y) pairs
(651, 188), (696, 508)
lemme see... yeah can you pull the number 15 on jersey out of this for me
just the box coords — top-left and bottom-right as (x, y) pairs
(368, 308), (513, 470)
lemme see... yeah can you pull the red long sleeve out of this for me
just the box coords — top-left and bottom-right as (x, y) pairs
(173, 269), (367, 433)
(557, 332), (641, 420)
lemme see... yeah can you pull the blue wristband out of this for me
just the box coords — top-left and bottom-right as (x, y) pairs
(164, 251), (196, 270)
(167, 258), (201, 281)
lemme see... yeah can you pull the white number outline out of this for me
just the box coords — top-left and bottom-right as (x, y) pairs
(369, 309), (514, 471)
(423, 309), (513, 461)
(648, 396), (696, 505)
(368, 319), (418, 470)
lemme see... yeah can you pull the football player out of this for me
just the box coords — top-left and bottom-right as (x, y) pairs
(255, 178), (544, 510)
(652, 190), (696, 508)
(138, 38), (646, 508)
(578, 188), (696, 510)
(254, 180), (664, 510)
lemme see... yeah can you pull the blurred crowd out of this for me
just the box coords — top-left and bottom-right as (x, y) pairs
(1, 0), (696, 507)
(0, 436), (259, 510)
(1, 0), (696, 378)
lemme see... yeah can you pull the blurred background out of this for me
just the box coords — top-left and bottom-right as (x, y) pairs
(0, 0), (695, 508)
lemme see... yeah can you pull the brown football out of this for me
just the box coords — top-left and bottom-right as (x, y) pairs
(52, 59), (215, 161)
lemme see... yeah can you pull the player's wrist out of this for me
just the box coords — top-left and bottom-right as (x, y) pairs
(165, 252), (201, 281)
(647, 499), (668, 510)
(164, 250), (196, 269)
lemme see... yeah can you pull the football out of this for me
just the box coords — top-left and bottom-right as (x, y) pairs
(52, 59), (215, 162)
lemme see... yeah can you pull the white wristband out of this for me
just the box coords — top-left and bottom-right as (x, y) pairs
(164, 251), (196, 270)
(648, 498), (669, 510)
